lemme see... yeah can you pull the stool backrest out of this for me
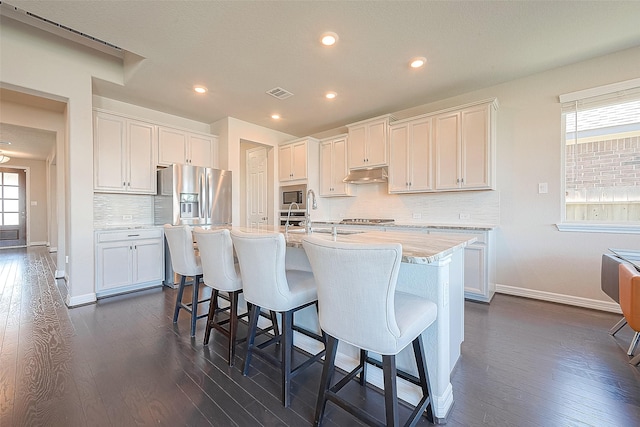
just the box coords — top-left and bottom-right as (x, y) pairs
(193, 228), (241, 292)
(230, 230), (290, 310)
(163, 224), (200, 276)
(302, 236), (403, 352)
(619, 263), (640, 332)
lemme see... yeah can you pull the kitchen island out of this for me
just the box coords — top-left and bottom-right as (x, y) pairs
(232, 226), (475, 421)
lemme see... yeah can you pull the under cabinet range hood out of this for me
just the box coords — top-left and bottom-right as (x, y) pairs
(343, 167), (388, 184)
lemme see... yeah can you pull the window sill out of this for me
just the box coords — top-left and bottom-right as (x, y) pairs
(556, 223), (640, 234)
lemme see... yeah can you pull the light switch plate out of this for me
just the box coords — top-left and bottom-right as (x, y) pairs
(538, 183), (548, 194)
(413, 213), (422, 219)
(459, 213), (470, 220)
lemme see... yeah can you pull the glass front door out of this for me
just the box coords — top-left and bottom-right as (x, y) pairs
(0, 168), (27, 247)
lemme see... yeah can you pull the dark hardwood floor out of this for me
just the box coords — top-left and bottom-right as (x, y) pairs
(1, 247), (639, 426)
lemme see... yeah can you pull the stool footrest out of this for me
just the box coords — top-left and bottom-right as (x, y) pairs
(365, 356), (421, 386)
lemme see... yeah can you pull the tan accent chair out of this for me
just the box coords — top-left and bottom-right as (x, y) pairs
(619, 263), (640, 365)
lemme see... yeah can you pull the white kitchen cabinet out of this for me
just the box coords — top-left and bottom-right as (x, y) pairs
(427, 228), (496, 302)
(279, 137), (319, 183)
(388, 116), (433, 193)
(95, 228), (164, 298)
(433, 101), (496, 191)
(157, 126), (216, 168)
(94, 111), (157, 195)
(346, 115), (393, 169)
(319, 134), (352, 197)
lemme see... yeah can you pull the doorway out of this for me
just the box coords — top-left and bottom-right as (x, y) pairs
(0, 167), (27, 247)
(246, 146), (268, 228)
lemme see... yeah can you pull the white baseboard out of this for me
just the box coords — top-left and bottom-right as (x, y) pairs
(29, 241), (48, 246)
(49, 246), (57, 253)
(496, 284), (621, 314)
(55, 269), (65, 279)
(65, 292), (96, 307)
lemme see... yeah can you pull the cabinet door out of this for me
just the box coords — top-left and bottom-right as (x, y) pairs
(388, 124), (410, 193)
(127, 121), (156, 194)
(94, 113), (126, 192)
(409, 118), (433, 191)
(331, 137), (349, 195)
(291, 141), (307, 180)
(434, 112), (460, 190)
(133, 239), (164, 283)
(461, 105), (490, 189)
(319, 141), (333, 196)
(96, 242), (133, 291)
(347, 125), (367, 169)
(158, 127), (187, 166)
(366, 119), (387, 167)
(188, 134), (214, 167)
(279, 144), (293, 181)
(463, 244), (486, 298)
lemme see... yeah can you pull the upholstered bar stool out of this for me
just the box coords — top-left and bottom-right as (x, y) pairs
(230, 229), (325, 407)
(193, 227), (279, 366)
(303, 236), (437, 426)
(163, 224), (210, 337)
(619, 263), (640, 366)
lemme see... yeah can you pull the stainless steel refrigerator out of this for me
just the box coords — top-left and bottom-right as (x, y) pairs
(155, 164), (232, 284)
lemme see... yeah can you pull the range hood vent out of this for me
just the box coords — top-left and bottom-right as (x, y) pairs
(343, 167), (388, 184)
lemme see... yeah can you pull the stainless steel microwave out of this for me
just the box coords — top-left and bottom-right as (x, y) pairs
(280, 184), (306, 210)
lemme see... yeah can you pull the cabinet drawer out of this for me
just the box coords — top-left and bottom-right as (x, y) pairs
(97, 228), (163, 242)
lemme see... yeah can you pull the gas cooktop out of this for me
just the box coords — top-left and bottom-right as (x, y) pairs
(339, 218), (395, 225)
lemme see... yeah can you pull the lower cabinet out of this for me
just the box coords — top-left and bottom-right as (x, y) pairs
(95, 228), (164, 298)
(427, 228), (496, 302)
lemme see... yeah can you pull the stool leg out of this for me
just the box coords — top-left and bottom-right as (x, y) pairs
(228, 290), (240, 366)
(314, 335), (338, 427)
(203, 289), (219, 345)
(413, 335), (434, 423)
(359, 349), (368, 386)
(243, 304), (261, 376)
(382, 354), (399, 427)
(270, 310), (280, 338)
(630, 352), (640, 366)
(281, 310), (293, 408)
(173, 275), (186, 323)
(628, 331), (640, 356)
(190, 276), (201, 337)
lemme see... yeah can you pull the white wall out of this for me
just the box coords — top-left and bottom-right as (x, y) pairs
(212, 117), (295, 226)
(315, 46), (640, 306)
(1, 17), (123, 306)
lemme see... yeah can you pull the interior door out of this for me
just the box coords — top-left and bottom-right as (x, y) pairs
(246, 147), (268, 229)
(0, 167), (27, 247)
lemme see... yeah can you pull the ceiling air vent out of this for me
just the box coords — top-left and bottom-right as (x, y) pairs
(266, 87), (294, 100)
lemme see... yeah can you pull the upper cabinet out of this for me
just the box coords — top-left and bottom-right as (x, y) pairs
(346, 115), (393, 169)
(279, 138), (319, 182)
(320, 134), (351, 197)
(388, 116), (433, 193)
(157, 126), (216, 168)
(94, 111), (157, 194)
(434, 100), (497, 191)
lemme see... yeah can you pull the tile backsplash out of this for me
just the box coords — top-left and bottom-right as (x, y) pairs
(94, 194), (155, 228)
(315, 184), (500, 225)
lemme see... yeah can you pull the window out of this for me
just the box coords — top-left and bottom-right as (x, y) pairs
(0, 171), (20, 226)
(561, 81), (640, 225)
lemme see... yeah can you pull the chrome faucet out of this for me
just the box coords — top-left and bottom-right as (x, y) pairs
(305, 189), (317, 234)
(285, 202), (300, 234)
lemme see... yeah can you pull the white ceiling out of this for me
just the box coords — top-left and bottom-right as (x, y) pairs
(3, 1), (640, 159)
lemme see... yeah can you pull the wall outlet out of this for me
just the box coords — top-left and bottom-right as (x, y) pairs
(538, 182), (548, 194)
(413, 213), (422, 219)
(122, 215), (133, 220)
(459, 213), (470, 220)
(30, 201), (37, 206)
(65, 256), (69, 263)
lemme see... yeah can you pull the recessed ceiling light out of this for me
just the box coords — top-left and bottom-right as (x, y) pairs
(410, 57), (427, 68)
(325, 91), (337, 100)
(271, 114), (281, 120)
(320, 32), (339, 46)
(194, 85), (208, 94)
